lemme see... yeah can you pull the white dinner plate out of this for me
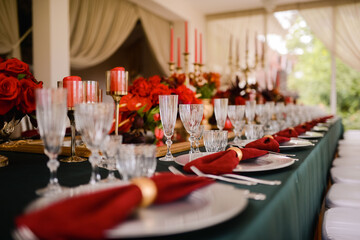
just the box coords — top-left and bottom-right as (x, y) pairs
(298, 131), (324, 139)
(279, 138), (314, 149)
(23, 182), (247, 239)
(175, 153), (295, 172)
(312, 126), (329, 132)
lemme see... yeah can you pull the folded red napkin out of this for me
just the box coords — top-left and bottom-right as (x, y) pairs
(294, 124), (307, 134)
(274, 128), (298, 138)
(184, 147), (268, 175)
(273, 135), (291, 144)
(245, 136), (280, 152)
(16, 173), (213, 240)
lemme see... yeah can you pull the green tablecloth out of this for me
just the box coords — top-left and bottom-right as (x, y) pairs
(0, 119), (343, 240)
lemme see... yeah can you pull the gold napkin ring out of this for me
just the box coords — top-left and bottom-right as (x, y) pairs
(264, 135), (274, 139)
(131, 177), (157, 208)
(227, 147), (243, 161)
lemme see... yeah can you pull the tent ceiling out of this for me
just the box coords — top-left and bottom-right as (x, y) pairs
(183, 0), (324, 15)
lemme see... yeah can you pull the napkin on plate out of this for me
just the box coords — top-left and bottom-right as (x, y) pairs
(244, 136), (280, 152)
(294, 124), (307, 134)
(274, 128), (299, 138)
(273, 135), (291, 144)
(16, 173), (213, 240)
(183, 147), (268, 175)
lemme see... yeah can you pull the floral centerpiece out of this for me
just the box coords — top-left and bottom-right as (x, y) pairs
(113, 74), (200, 144)
(0, 58), (43, 139)
(190, 72), (220, 99)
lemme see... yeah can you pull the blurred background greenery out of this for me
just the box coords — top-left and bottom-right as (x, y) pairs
(286, 16), (360, 130)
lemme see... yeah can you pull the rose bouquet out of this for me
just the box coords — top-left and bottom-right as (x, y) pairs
(113, 74), (200, 144)
(0, 58), (43, 138)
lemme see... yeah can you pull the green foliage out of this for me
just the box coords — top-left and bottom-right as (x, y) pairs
(287, 17), (360, 130)
(197, 83), (214, 99)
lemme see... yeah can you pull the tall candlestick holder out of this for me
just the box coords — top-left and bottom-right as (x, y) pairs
(106, 69), (128, 136)
(168, 62), (175, 75)
(176, 66), (182, 73)
(240, 49), (259, 85)
(183, 52), (190, 86)
(193, 63), (200, 83)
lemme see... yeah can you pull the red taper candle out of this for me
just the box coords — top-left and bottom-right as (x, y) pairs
(170, 27), (174, 62)
(200, 33), (202, 64)
(195, 29), (198, 63)
(177, 37), (181, 68)
(185, 22), (188, 53)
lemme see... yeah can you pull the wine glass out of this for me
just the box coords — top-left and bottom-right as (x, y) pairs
(214, 98), (228, 130)
(228, 105), (245, 145)
(101, 135), (123, 182)
(179, 104), (204, 153)
(75, 102), (114, 185)
(194, 125), (204, 153)
(159, 95), (178, 161)
(245, 100), (256, 124)
(35, 88), (68, 196)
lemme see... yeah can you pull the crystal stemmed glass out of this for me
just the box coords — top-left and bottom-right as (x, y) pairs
(159, 95), (178, 161)
(179, 104), (204, 154)
(194, 125), (204, 153)
(101, 135), (123, 182)
(214, 98), (228, 130)
(35, 88), (68, 196)
(228, 105), (245, 145)
(245, 100), (256, 124)
(75, 102), (114, 185)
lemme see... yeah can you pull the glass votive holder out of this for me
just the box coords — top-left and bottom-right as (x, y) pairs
(253, 124), (264, 139)
(245, 124), (256, 140)
(116, 144), (157, 181)
(203, 130), (216, 153)
(217, 130), (228, 151)
(203, 130), (228, 152)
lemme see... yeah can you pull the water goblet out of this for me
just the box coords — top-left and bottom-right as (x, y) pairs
(194, 125), (205, 153)
(35, 88), (68, 196)
(245, 100), (256, 124)
(101, 135), (123, 182)
(75, 102), (114, 185)
(179, 104), (204, 154)
(116, 144), (157, 181)
(228, 105), (245, 145)
(214, 98), (228, 130)
(159, 95), (178, 161)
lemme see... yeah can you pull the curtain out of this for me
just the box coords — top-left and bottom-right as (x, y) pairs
(300, 3), (360, 71)
(0, 0), (21, 58)
(138, 7), (170, 76)
(70, 0), (138, 69)
(70, 0), (171, 73)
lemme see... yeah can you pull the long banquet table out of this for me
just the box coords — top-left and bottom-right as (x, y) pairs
(0, 119), (343, 240)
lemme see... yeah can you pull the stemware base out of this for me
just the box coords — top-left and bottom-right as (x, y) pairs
(60, 156), (87, 163)
(36, 184), (67, 196)
(159, 155), (175, 161)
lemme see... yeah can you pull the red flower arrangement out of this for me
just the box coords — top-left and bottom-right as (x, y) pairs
(0, 58), (43, 135)
(190, 72), (220, 99)
(112, 74), (200, 144)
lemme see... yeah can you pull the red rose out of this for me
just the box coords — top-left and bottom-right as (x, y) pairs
(154, 126), (164, 140)
(174, 85), (200, 104)
(150, 84), (171, 105)
(0, 58), (30, 77)
(235, 96), (246, 105)
(18, 78), (43, 114)
(130, 77), (150, 97)
(148, 75), (161, 89)
(0, 73), (20, 115)
(153, 113), (160, 121)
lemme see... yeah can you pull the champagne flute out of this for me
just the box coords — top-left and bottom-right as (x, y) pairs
(35, 88), (68, 196)
(159, 95), (178, 161)
(75, 102), (114, 184)
(179, 104), (204, 154)
(101, 135), (122, 182)
(245, 100), (256, 124)
(228, 105), (245, 145)
(214, 98), (228, 130)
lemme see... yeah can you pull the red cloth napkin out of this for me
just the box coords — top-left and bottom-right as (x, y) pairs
(245, 136), (280, 152)
(274, 128), (299, 138)
(16, 173), (213, 240)
(294, 124), (307, 134)
(273, 136), (290, 144)
(184, 148), (268, 175)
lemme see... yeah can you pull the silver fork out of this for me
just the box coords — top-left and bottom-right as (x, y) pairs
(189, 166), (256, 186)
(190, 166), (266, 200)
(222, 173), (281, 185)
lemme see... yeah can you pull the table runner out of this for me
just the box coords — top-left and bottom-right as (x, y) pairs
(0, 119), (343, 240)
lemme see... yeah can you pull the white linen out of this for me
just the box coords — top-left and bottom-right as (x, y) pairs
(323, 208), (360, 240)
(326, 183), (360, 208)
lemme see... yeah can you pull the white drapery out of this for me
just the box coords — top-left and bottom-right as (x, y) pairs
(0, 0), (21, 58)
(300, 3), (360, 72)
(70, 0), (170, 75)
